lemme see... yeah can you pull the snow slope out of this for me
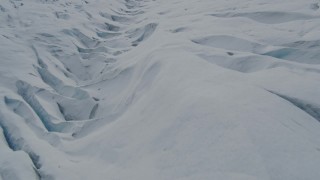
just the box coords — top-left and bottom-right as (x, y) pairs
(1, 0), (320, 179)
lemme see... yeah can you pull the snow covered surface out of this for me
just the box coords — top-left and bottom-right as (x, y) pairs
(1, 0), (320, 179)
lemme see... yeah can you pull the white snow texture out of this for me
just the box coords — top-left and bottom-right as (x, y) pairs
(1, 0), (320, 179)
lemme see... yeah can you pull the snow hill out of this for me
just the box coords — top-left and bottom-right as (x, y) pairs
(1, 0), (320, 179)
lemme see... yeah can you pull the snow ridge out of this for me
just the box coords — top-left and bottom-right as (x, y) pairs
(1, 0), (320, 179)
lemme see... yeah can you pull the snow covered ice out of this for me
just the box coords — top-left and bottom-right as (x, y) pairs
(1, 0), (320, 179)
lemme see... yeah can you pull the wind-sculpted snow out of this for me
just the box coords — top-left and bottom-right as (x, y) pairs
(1, 0), (320, 179)
(210, 11), (320, 24)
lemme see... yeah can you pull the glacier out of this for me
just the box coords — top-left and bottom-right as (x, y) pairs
(1, 0), (320, 179)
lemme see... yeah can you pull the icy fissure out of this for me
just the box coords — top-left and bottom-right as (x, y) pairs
(1, 0), (320, 179)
